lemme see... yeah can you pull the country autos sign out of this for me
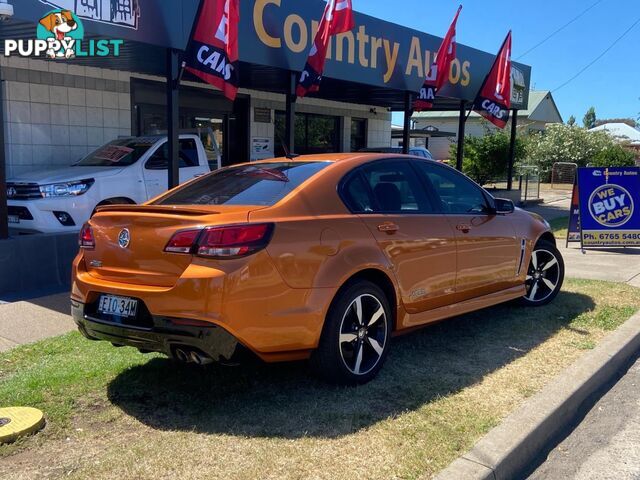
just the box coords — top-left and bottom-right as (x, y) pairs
(574, 167), (640, 247)
(242, 0), (531, 104)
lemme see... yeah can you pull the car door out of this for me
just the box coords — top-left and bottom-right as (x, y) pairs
(342, 159), (458, 313)
(143, 138), (205, 199)
(414, 161), (521, 301)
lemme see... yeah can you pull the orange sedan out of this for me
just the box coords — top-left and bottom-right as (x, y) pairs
(71, 153), (564, 384)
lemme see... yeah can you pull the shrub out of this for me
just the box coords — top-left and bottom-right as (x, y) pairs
(525, 124), (626, 176)
(449, 129), (526, 185)
(590, 144), (636, 168)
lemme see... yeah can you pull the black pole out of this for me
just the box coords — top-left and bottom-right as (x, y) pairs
(507, 110), (518, 191)
(166, 49), (180, 190)
(285, 72), (297, 154)
(402, 92), (413, 154)
(456, 100), (466, 171)
(0, 76), (7, 240)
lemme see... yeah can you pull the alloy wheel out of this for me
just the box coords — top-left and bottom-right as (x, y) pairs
(338, 294), (388, 376)
(525, 249), (561, 303)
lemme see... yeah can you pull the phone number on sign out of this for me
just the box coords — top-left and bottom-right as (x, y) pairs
(582, 230), (640, 246)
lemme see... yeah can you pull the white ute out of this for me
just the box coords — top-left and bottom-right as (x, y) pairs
(6, 134), (212, 234)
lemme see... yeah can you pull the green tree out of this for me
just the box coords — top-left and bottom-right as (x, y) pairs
(583, 107), (596, 129)
(526, 123), (634, 177)
(567, 115), (576, 126)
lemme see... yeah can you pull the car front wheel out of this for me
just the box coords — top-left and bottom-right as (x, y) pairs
(311, 281), (392, 385)
(521, 239), (564, 306)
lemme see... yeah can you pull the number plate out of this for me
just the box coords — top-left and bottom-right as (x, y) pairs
(7, 215), (19, 224)
(98, 295), (138, 318)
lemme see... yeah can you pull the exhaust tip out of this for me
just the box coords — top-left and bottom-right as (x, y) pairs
(190, 350), (213, 366)
(174, 348), (190, 363)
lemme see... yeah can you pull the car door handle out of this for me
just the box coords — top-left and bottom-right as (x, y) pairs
(378, 222), (400, 234)
(456, 224), (472, 233)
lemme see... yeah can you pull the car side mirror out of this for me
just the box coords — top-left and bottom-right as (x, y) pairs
(494, 198), (515, 215)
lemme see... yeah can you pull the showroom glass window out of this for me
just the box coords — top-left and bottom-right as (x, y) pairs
(414, 162), (491, 214)
(351, 118), (367, 152)
(274, 112), (340, 156)
(341, 160), (433, 214)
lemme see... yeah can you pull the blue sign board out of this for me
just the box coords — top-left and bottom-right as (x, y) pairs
(576, 167), (640, 247)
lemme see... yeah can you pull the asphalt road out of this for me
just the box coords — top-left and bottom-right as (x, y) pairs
(528, 357), (640, 480)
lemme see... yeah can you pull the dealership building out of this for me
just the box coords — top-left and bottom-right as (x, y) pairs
(0, 0), (533, 280)
(1, 0), (532, 175)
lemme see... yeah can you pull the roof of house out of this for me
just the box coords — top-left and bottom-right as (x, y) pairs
(589, 123), (640, 145)
(411, 90), (562, 123)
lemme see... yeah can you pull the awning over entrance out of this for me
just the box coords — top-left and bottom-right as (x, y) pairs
(7, 0), (532, 111)
(0, 0), (532, 239)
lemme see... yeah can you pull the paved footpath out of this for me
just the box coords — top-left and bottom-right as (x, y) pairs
(0, 293), (74, 352)
(528, 357), (640, 480)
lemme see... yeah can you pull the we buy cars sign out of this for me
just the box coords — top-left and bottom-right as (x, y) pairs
(576, 167), (640, 247)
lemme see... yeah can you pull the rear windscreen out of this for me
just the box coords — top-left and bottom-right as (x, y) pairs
(156, 162), (331, 206)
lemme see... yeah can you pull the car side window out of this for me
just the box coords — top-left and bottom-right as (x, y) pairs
(342, 173), (374, 213)
(358, 160), (433, 214)
(416, 162), (491, 214)
(145, 139), (200, 170)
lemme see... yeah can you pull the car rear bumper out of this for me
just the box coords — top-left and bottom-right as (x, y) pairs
(71, 298), (247, 364)
(71, 253), (329, 362)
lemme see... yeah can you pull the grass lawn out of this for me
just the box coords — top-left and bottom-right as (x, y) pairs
(549, 216), (569, 239)
(1, 279), (639, 480)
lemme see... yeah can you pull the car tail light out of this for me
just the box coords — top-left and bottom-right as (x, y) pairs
(79, 223), (95, 249)
(164, 223), (274, 259)
(164, 230), (201, 253)
(197, 223), (274, 258)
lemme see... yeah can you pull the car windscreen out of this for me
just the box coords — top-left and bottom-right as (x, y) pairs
(73, 138), (157, 167)
(155, 162), (331, 207)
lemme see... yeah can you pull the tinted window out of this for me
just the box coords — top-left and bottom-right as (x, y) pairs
(146, 139), (200, 170)
(74, 138), (156, 167)
(359, 161), (432, 213)
(156, 162), (330, 207)
(416, 162), (491, 214)
(342, 173), (374, 213)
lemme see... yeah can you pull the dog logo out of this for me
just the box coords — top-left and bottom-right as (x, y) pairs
(37, 10), (84, 59)
(118, 228), (131, 249)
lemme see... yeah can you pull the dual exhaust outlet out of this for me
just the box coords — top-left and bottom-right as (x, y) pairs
(174, 347), (213, 366)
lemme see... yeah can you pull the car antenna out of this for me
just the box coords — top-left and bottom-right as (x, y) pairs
(275, 130), (300, 160)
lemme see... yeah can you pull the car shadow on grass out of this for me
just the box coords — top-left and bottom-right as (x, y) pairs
(107, 291), (595, 439)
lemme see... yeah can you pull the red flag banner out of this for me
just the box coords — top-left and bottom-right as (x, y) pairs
(414, 5), (462, 111)
(184, 0), (240, 101)
(297, 0), (355, 98)
(473, 31), (512, 128)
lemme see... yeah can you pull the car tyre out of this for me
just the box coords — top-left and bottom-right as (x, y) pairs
(521, 239), (564, 306)
(311, 281), (392, 385)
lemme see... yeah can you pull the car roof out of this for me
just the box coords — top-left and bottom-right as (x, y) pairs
(243, 152), (436, 166)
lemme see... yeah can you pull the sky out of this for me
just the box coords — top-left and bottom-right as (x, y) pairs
(355, 0), (640, 126)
